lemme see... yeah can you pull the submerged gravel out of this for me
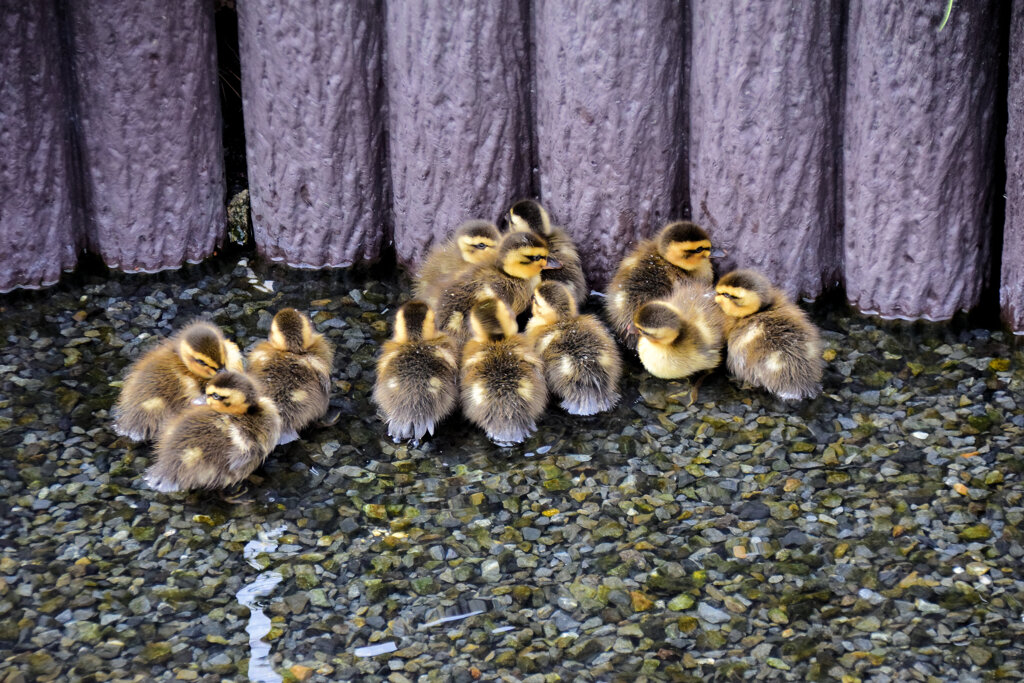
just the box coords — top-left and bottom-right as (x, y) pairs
(1, 255), (1022, 681)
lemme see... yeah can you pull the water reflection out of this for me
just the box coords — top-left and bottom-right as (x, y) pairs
(235, 524), (288, 683)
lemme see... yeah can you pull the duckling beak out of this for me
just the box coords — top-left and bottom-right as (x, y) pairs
(192, 395), (208, 406)
(710, 248), (727, 259)
(542, 255), (563, 270)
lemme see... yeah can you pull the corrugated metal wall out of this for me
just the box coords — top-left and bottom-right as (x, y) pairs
(2, 1), (1021, 332)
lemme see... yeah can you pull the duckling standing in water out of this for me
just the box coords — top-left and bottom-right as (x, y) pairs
(461, 298), (547, 445)
(373, 300), (459, 441)
(714, 269), (823, 400)
(606, 221), (716, 347)
(247, 308), (334, 444)
(505, 199), (587, 307)
(414, 220), (501, 307)
(113, 321), (244, 442)
(526, 282), (621, 415)
(144, 371), (282, 492)
(634, 282), (725, 380)
(436, 231), (561, 348)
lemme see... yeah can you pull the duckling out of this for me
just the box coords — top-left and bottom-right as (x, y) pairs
(605, 221), (716, 347)
(505, 199), (587, 307)
(373, 300), (459, 441)
(247, 308), (335, 444)
(714, 269), (823, 400)
(414, 220), (502, 306)
(525, 281), (622, 415)
(112, 321), (244, 442)
(461, 297), (547, 444)
(436, 231), (561, 348)
(144, 370), (282, 492)
(634, 282), (725, 379)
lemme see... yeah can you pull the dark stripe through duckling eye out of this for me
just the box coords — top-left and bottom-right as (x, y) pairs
(685, 246), (709, 255)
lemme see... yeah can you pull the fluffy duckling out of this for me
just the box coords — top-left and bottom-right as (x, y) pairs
(461, 298), (547, 445)
(373, 300), (459, 441)
(436, 231), (561, 347)
(634, 282), (725, 379)
(714, 269), (823, 400)
(605, 221), (716, 347)
(112, 321), (244, 442)
(506, 199), (587, 307)
(414, 220), (502, 307)
(144, 371), (282, 492)
(525, 282), (621, 415)
(247, 308), (335, 444)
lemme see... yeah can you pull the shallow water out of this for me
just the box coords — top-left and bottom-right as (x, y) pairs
(1, 255), (1022, 680)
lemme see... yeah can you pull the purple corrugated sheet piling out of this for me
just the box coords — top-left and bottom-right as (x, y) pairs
(689, 1), (841, 299)
(1004, 3), (1024, 334)
(238, 1), (387, 268)
(387, 1), (533, 270)
(0, 4), (78, 291)
(844, 2), (999, 321)
(70, 1), (225, 272)
(533, 0), (687, 287)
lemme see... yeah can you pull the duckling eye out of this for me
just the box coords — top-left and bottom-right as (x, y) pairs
(685, 247), (707, 256)
(528, 255), (544, 262)
(208, 392), (223, 401)
(474, 243), (488, 250)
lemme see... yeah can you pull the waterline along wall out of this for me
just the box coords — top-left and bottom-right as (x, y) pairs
(2, 2), (1022, 333)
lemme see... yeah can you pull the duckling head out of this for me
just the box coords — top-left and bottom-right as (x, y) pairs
(201, 371), (258, 415)
(269, 308), (315, 353)
(498, 232), (560, 280)
(634, 301), (692, 346)
(658, 222), (713, 272)
(469, 298), (517, 343)
(178, 321), (229, 379)
(454, 220), (501, 264)
(715, 269), (775, 318)
(531, 281), (576, 324)
(393, 300), (438, 343)
(506, 199), (552, 238)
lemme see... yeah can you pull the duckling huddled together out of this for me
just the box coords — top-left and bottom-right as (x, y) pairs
(113, 308), (335, 492)
(374, 199), (622, 445)
(607, 221), (824, 400)
(375, 206), (825, 445)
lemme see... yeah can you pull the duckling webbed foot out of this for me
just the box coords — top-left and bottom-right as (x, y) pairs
(221, 480), (254, 505)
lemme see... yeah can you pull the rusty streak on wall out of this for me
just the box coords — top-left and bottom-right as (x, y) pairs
(689, 1), (842, 300)
(238, 1), (387, 268)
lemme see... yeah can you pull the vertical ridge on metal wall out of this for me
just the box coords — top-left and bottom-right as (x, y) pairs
(689, 1), (842, 300)
(386, 1), (534, 269)
(533, 0), (687, 287)
(238, 1), (387, 268)
(1003, 3), (1024, 334)
(69, 0), (225, 272)
(843, 2), (999, 321)
(0, 2), (78, 292)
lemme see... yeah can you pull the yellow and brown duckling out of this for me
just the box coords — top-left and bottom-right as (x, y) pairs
(144, 370), (282, 492)
(112, 320), (243, 442)
(414, 220), (502, 307)
(634, 282), (725, 379)
(714, 269), (823, 400)
(373, 300), (459, 441)
(436, 231), (561, 348)
(605, 221), (716, 347)
(506, 199), (587, 307)
(247, 308), (335, 444)
(525, 282), (621, 415)
(461, 298), (547, 445)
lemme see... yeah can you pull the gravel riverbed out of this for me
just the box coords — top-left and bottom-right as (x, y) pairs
(1, 256), (1022, 682)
